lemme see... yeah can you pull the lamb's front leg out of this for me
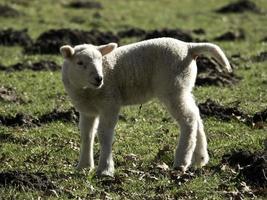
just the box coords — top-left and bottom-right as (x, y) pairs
(97, 107), (119, 177)
(77, 113), (99, 170)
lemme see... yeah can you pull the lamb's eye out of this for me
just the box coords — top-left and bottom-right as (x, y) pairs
(77, 61), (83, 66)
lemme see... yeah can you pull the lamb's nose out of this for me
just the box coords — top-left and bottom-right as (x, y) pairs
(95, 76), (103, 84)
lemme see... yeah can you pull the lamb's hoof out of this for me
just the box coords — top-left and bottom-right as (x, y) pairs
(96, 169), (114, 177)
(76, 162), (94, 171)
(173, 165), (187, 173)
(191, 152), (209, 167)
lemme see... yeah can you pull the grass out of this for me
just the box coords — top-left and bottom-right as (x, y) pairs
(0, 0), (266, 199)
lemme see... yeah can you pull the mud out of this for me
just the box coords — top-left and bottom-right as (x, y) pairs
(198, 99), (247, 121)
(24, 29), (119, 54)
(0, 132), (30, 145)
(37, 108), (79, 124)
(198, 99), (267, 127)
(216, 0), (262, 14)
(0, 4), (20, 17)
(251, 109), (267, 128)
(196, 56), (241, 86)
(222, 150), (267, 187)
(143, 28), (193, 42)
(117, 28), (146, 38)
(118, 27), (204, 40)
(0, 108), (78, 127)
(0, 86), (22, 103)
(67, 0), (103, 9)
(214, 30), (245, 41)
(0, 113), (36, 127)
(0, 171), (58, 195)
(3, 61), (61, 72)
(0, 28), (32, 47)
(252, 51), (267, 62)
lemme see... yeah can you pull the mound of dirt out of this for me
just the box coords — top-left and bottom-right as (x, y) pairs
(196, 56), (241, 86)
(222, 150), (267, 187)
(252, 51), (267, 62)
(214, 29), (245, 41)
(24, 29), (119, 54)
(0, 108), (78, 127)
(198, 99), (267, 127)
(0, 28), (32, 47)
(4, 60), (61, 72)
(0, 86), (22, 103)
(67, 0), (103, 9)
(0, 113), (36, 127)
(0, 171), (58, 194)
(216, 0), (262, 14)
(192, 28), (206, 35)
(143, 28), (193, 42)
(198, 99), (248, 121)
(0, 4), (20, 17)
(118, 27), (205, 39)
(117, 28), (146, 38)
(37, 108), (78, 124)
(251, 109), (267, 127)
(0, 132), (30, 145)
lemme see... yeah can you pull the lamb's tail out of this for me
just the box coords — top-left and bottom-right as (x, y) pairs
(188, 43), (232, 73)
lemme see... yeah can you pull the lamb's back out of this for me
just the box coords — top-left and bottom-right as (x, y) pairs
(103, 38), (190, 105)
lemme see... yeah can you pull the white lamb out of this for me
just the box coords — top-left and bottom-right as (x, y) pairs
(60, 37), (231, 176)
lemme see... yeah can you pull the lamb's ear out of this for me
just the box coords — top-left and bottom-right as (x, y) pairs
(60, 45), (75, 58)
(98, 43), (117, 56)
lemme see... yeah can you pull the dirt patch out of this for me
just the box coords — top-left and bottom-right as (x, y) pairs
(143, 28), (193, 42)
(214, 29), (245, 41)
(24, 29), (119, 54)
(0, 113), (36, 127)
(196, 56), (241, 86)
(67, 0), (103, 9)
(192, 28), (206, 35)
(0, 86), (23, 103)
(216, 0), (262, 14)
(0, 171), (58, 195)
(118, 27), (204, 39)
(252, 51), (267, 62)
(117, 28), (146, 38)
(0, 133), (30, 145)
(222, 149), (267, 187)
(37, 108), (78, 124)
(0, 28), (32, 47)
(0, 4), (20, 17)
(0, 108), (78, 127)
(198, 99), (267, 127)
(1, 60), (61, 72)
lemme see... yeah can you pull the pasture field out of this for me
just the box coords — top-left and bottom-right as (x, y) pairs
(0, 0), (266, 199)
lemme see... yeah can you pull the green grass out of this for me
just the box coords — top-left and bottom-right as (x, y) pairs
(0, 0), (267, 199)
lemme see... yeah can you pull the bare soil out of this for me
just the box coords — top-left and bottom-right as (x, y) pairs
(67, 0), (103, 9)
(196, 56), (241, 86)
(0, 28), (32, 47)
(222, 149), (267, 187)
(215, 0), (262, 14)
(24, 29), (119, 54)
(214, 29), (245, 41)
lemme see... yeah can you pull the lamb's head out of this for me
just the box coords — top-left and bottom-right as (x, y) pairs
(60, 43), (117, 89)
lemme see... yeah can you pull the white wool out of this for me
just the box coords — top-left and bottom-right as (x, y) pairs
(60, 37), (231, 176)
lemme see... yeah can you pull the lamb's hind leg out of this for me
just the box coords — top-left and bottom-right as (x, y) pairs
(162, 93), (199, 172)
(191, 118), (209, 167)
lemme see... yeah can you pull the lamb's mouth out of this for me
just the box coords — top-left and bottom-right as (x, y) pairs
(90, 81), (103, 88)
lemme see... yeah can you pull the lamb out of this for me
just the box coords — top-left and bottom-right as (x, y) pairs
(60, 37), (232, 176)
